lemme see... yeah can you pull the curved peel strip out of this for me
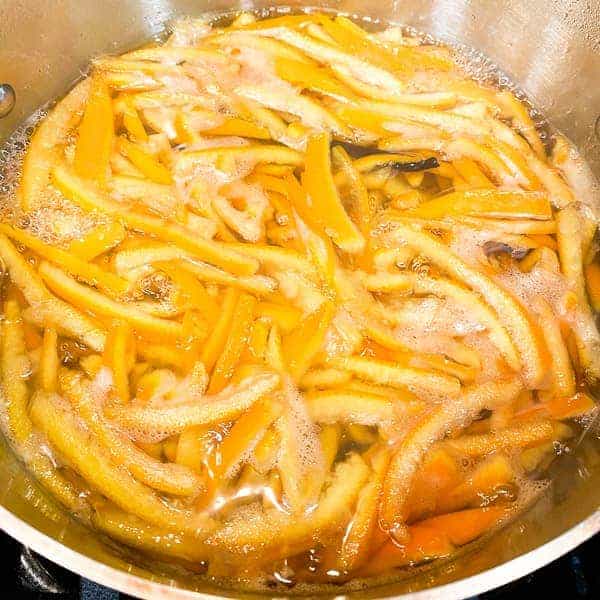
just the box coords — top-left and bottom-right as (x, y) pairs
(328, 355), (461, 398)
(61, 370), (203, 496)
(0, 235), (106, 351)
(74, 77), (113, 183)
(438, 419), (560, 456)
(29, 390), (204, 532)
(0, 223), (130, 297)
(39, 261), (185, 342)
(381, 379), (521, 530)
(20, 79), (91, 211)
(533, 297), (576, 396)
(382, 223), (548, 387)
(302, 133), (365, 253)
(92, 504), (213, 562)
(108, 372), (280, 440)
(406, 189), (551, 221)
(51, 164), (259, 276)
(305, 390), (395, 425)
(556, 205), (600, 379)
(365, 272), (520, 371)
(1, 300), (33, 443)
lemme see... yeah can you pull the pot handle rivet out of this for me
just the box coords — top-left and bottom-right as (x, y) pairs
(0, 84), (16, 118)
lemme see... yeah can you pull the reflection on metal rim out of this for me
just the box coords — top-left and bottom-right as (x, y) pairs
(0, 1), (599, 598)
(2, 504), (600, 600)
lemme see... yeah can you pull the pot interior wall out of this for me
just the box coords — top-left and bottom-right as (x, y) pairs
(1, 0), (599, 171)
(0, 1), (599, 598)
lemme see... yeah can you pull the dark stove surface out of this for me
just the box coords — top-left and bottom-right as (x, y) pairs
(2, 532), (599, 599)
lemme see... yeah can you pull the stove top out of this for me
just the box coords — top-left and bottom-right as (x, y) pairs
(2, 531), (599, 599)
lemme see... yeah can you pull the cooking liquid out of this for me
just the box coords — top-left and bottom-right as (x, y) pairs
(0, 7), (599, 594)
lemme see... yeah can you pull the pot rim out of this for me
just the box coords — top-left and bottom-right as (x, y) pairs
(0, 3), (598, 595)
(1, 504), (599, 599)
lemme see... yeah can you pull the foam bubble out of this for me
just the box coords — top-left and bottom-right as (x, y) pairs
(462, 332), (510, 383)
(0, 113), (101, 246)
(0, 109), (44, 200)
(495, 259), (568, 315)
(389, 296), (485, 338)
(90, 366), (114, 399)
(277, 378), (325, 511)
(322, 307), (363, 358)
(167, 18), (212, 47)
(272, 270), (325, 313)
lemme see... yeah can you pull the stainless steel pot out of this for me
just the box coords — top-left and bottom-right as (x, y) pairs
(0, 1), (599, 598)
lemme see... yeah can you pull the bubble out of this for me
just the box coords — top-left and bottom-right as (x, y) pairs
(0, 84), (16, 118)
(0, 109), (101, 242)
(276, 378), (326, 510)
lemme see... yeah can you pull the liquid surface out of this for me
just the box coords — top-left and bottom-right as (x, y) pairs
(0, 9), (599, 594)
